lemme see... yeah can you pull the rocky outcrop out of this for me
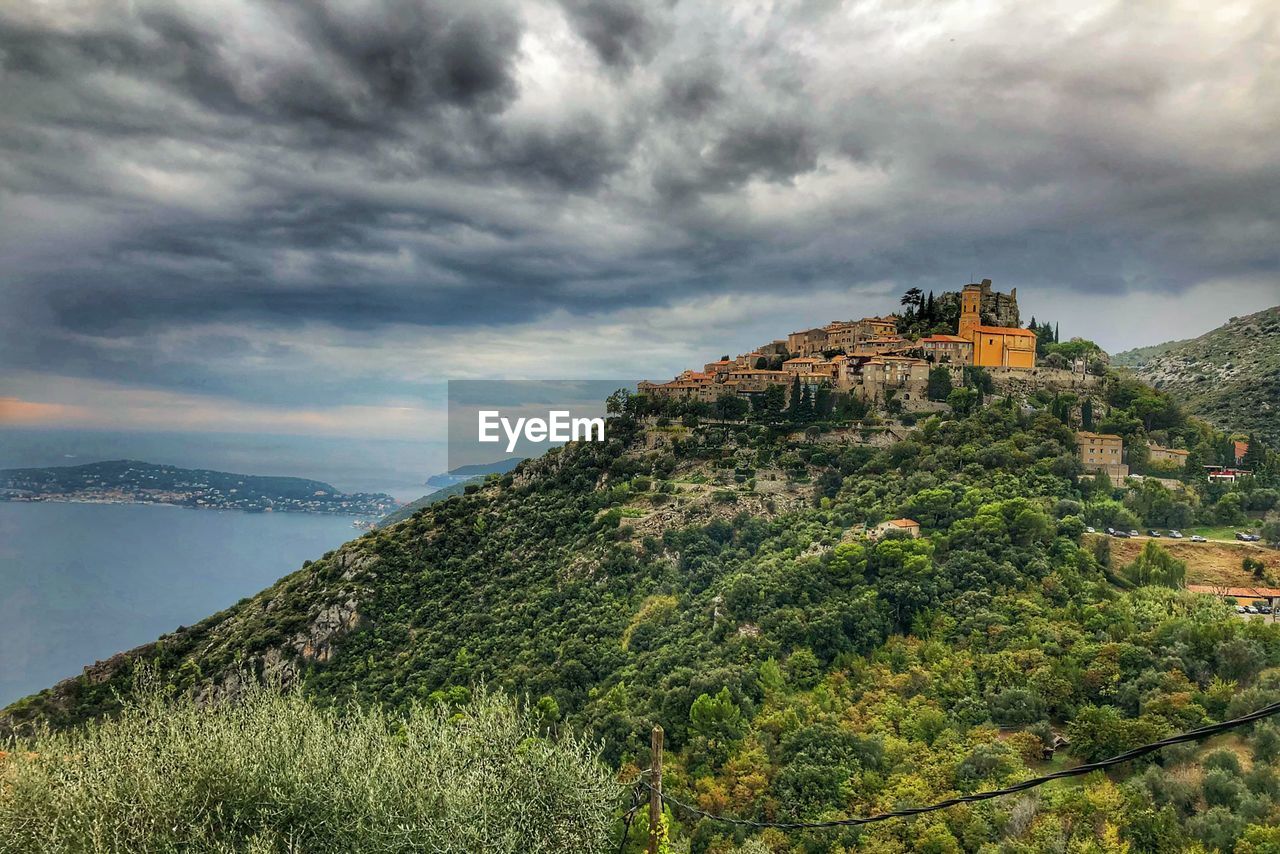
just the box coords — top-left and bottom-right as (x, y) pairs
(291, 598), (362, 663)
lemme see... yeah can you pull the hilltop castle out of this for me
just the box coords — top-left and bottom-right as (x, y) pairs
(640, 278), (1045, 407)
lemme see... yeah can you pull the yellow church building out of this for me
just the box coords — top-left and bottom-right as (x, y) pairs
(958, 281), (1037, 369)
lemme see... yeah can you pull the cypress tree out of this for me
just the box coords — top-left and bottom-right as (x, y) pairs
(1242, 434), (1266, 470)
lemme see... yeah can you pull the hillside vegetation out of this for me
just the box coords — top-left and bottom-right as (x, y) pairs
(6, 371), (1280, 851)
(375, 481), (470, 527)
(1114, 306), (1280, 446)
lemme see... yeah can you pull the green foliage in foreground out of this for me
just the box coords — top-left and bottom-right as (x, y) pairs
(0, 682), (618, 854)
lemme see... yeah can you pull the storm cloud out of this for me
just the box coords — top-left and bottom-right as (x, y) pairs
(1, 0), (1278, 430)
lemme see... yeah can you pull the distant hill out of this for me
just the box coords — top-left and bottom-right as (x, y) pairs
(381, 461), (525, 527)
(375, 482), (472, 527)
(1113, 305), (1280, 445)
(0, 459), (399, 516)
(424, 457), (523, 488)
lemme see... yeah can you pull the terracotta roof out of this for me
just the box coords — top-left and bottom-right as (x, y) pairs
(920, 334), (971, 343)
(883, 518), (920, 527)
(1076, 431), (1122, 440)
(1188, 584), (1280, 599)
(969, 325), (1037, 337)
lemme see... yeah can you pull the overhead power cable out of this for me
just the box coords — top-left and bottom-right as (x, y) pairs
(638, 700), (1280, 831)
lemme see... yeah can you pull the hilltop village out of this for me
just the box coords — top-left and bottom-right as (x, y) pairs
(637, 279), (1269, 495)
(641, 279), (1068, 413)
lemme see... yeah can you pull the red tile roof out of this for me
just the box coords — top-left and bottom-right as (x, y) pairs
(1188, 584), (1280, 599)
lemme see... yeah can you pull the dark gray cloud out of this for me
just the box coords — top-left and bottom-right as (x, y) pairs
(558, 0), (662, 69)
(1, 0), (1278, 420)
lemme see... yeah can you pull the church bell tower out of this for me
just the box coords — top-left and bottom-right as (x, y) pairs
(958, 282), (983, 338)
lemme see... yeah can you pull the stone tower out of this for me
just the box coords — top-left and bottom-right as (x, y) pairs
(957, 278), (1020, 336)
(958, 282), (983, 337)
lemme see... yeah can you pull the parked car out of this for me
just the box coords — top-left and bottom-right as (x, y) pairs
(1237, 531), (1251, 541)
(1190, 535), (1207, 543)
(1246, 605), (1260, 614)
(1237, 605), (1249, 614)
(1085, 526), (1096, 534)
(1148, 530), (1162, 537)
(1128, 530), (1140, 537)
(1106, 527), (1116, 535)
(1169, 530), (1183, 539)
(1260, 605), (1273, 615)
(1112, 530), (1131, 538)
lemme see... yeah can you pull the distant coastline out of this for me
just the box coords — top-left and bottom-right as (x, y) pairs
(0, 460), (400, 518)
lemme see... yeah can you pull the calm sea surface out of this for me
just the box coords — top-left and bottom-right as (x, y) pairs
(0, 501), (362, 707)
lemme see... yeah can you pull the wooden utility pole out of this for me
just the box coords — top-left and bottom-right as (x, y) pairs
(647, 725), (664, 854)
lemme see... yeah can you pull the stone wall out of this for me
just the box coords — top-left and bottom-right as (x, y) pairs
(984, 366), (1102, 394)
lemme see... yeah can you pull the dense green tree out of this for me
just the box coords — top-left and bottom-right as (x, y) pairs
(689, 687), (745, 745)
(927, 366), (953, 401)
(1123, 541), (1187, 588)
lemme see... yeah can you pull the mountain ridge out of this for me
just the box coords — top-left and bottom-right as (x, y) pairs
(1113, 305), (1280, 446)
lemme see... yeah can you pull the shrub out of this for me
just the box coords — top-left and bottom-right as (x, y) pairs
(0, 680), (617, 853)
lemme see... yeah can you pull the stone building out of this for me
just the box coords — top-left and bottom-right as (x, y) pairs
(782, 356), (826, 375)
(786, 328), (828, 357)
(872, 518), (922, 539)
(1076, 431), (1130, 485)
(1148, 445), (1190, 467)
(970, 325), (1037, 369)
(919, 334), (974, 364)
(858, 356), (930, 403)
(955, 278), (1036, 369)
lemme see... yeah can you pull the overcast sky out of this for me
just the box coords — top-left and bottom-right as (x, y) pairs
(2, 0), (1278, 448)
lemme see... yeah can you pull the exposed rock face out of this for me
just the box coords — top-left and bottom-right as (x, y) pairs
(336, 549), (378, 581)
(292, 599), (362, 663)
(194, 649), (299, 706)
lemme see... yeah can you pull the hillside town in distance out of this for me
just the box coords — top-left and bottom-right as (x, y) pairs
(638, 278), (1261, 491)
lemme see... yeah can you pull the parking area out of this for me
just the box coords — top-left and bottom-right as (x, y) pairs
(1186, 585), (1280, 621)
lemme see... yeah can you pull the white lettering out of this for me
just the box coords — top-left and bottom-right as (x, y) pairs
(524, 417), (547, 445)
(478, 411), (501, 443)
(501, 416), (526, 454)
(478, 409), (608, 452)
(548, 410), (571, 442)
(573, 416), (606, 441)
